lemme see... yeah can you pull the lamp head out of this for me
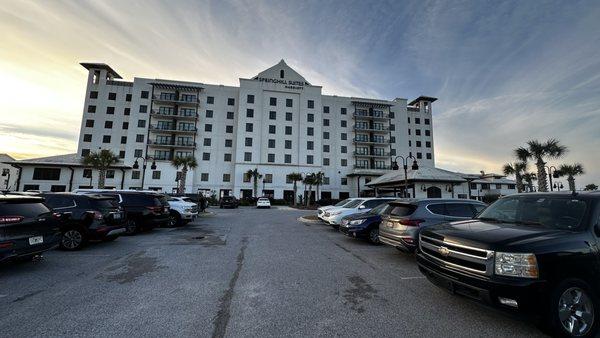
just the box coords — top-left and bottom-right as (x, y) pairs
(150, 160), (157, 170)
(411, 160), (419, 170)
(132, 160), (139, 169)
(392, 161), (399, 170)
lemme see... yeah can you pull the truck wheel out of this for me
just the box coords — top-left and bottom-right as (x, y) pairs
(169, 211), (181, 227)
(548, 278), (598, 337)
(60, 228), (86, 250)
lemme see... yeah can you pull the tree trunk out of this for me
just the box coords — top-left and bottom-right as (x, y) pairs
(293, 182), (297, 206)
(567, 175), (576, 192)
(307, 185), (313, 206)
(515, 173), (524, 193)
(179, 166), (188, 195)
(253, 178), (258, 198)
(536, 159), (548, 192)
(98, 169), (106, 189)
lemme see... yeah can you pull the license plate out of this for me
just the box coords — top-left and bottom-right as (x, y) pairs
(112, 213), (122, 220)
(29, 236), (44, 245)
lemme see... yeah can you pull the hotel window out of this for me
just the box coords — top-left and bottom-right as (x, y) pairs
(244, 152), (252, 161)
(90, 91), (98, 99)
(227, 111), (234, 119)
(201, 173), (209, 181)
(323, 119), (329, 126)
(226, 125), (233, 133)
(496, 184), (502, 189)
(426, 141), (431, 148)
(206, 110), (213, 118)
(264, 174), (273, 183)
(223, 174), (230, 182)
(357, 160), (368, 168)
(323, 158), (330, 166)
(323, 106), (329, 114)
(102, 135), (111, 143)
(426, 153), (432, 160)
(425, 118), (430, 125)
(341, 146), (347, 153)
(285, 126), (292, 135)
(87, 105), (96, 113)
(268, 139), (275, 148)
(269, 125), (276, 134)
(269, 111), (276, 120)
(160, 93), (176, 100)
(425, 130), (431, 136)
(307, 155), (314, 164)
(481, 183), (490, 190)
(390, 124), (395, 131)
(270, 97), (277, 106)
(134, 149), (143, 157)
(205, 124), (212, 132)
(391, 148), (396, 156)
(341, 107), (347, 115)
(106, 107), (115, 114)
(121, 136), (127, 144)
(307, 141), (314, 150)
(307, 100), (314, 109)
(416, 129), (421, 136)
(246, 123), (253, 132)
(159, 107), (173, 115)
(247, 94), (254, 103)
(245, 108), (254, 118)
(181, 94), (197, 102)
(245, 138), (253, 147)
(285, 98), (292, 107)
(243, 173), (251, 183)
(268, 154), (275, 163)
(131, 171), (140, 179)
(307, 113), (314, 122)
(207, 96), (214, 104)
(323, 177), (330, 185)
(280, 69), (285, 78)
(202, 153), (210, 161)
(341, 133), (347, 140)
(126, 94), (132, 102)
(285, 140), (292, 149)
(225, 139), (232, 147)
(108, 92), (116, 100)
(203, 138), (211, 146)
(83, 169), (92, 178)
(138, 120), (146, 128)
(284, 154), (292, 163)
(416, 152), (422, 159)
(389, 112), (395, 118)
(81, 149), (90, 157)
(285, 112), (292, 121)
(33, 168), (61, 181)
(408, 129), (411, 135)
(508, 184), (516, 190)
(175, 151), (192, 158)
(139, 105), (147, 113)
(151, 171), (160, 179)
(416, 141), (422, 147)
(85, 119), (94, 127)
(124, 108), (130, 115)
(341, 120), (347, 127)
(104, 121), (112, 131)
(121, 122), (129, 130)
(227, 98), (235, 106)
(136, 134), (144, 142)
(307, 127), (313, 136)
(323, 145), (330, 152)
(323, 132), (329, 139)
(224, 153), (232, 161)
(341, 178), (348, 185)
(407, 117), (411, 123)
(83, 134), (92, 142)
(415, 118), (421, 124)
(141, 91), (149, 99)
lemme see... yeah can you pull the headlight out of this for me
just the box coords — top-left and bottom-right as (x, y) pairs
(349, 219), (365, 225)
(494, 252), (538, 278)
(331, 211), (342, 216)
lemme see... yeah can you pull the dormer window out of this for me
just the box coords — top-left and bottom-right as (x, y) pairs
(280, 69), (284, 79)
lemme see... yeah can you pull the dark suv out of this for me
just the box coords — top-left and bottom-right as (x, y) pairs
(40, 193), (126, 250)
(219, 196), (239, 208)
(0, 194), (62, 262)
(417, 192), (600, 337)
(80, 191), (170, 234)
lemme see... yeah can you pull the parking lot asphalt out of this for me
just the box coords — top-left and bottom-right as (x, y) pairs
(0, 207), (545, 337)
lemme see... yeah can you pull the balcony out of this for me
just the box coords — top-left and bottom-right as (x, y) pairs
(150, 109), (199, 120)
(148, 140), (196, 148)
(353, 164), (391, 170)
(152, 95), (199, 105)
(353, 151), (390, 158)
(149, 125), (197, 134)
(352, 112), (390, 120)
(353, 125), (390, 133)
(353, 137), (390, 145)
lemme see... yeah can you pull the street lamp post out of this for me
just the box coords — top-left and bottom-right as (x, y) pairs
(391, 155), (419, 198)
(544, 165), (559, 191)
(132, 156), (157, 190)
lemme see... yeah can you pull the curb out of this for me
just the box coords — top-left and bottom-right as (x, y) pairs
(297, 216), (322, 224)
(196, 211), (216, 218)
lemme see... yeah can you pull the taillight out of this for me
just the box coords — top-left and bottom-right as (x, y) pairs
(146, 206), (162, 214)
(0, 241), (14, 248)
(52, 212), (62, 220)
(0, 216), (24, 224)
(398, 218), (425, 226)
(92, 211), (103, 220)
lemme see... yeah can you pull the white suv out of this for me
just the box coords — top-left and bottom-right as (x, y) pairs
(167, 196), (198, 226)
(317, 198), (357, 221)
(323, 198), (396, 226)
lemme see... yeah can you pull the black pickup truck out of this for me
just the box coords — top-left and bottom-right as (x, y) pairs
(417, 192), (600, 337)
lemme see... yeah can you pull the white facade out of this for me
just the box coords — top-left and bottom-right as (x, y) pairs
(0, 154), (19, 191)
(7, 61), (438, 199)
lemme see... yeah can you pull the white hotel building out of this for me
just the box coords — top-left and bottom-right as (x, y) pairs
(6, 60), (439, 200)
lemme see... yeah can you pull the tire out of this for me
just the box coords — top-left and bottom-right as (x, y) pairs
(169, 212), (181, 227)
(546, 278), (598, 337)
(60, 228), (86, 250)
(124, 219), (138, 235)
(368, 228), (381, 245)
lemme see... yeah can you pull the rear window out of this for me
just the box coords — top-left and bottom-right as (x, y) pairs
(90, 199), (119, 209)
(121, 193), (167, 206)
(388, 204), (417, 217)
(445, 203), (476, 218)
(0, 202), (51, 218)
(258, 198), (269, 202)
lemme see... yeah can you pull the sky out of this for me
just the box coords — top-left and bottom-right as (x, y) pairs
(1, 0), (599, 188)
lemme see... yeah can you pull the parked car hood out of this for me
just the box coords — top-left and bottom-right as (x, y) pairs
(422, 219), (579, 252)
(343, 212), (379, 221)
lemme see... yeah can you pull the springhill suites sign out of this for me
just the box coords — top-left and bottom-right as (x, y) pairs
(255, 77), (309, 90)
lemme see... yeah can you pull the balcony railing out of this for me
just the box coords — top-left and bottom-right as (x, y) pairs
(150, 109), (199, 120)
(353, 164), (391, 170)
(353, 137), (390, 144)
(148, 140), (196, 148)
(152, 95), (199, 104)
(353, 125), (390, 133)
(153, 155), (172, 161)
(353, 151), (390, 157)
(352, 112), (390, 120)
(149, 125), (197, 133)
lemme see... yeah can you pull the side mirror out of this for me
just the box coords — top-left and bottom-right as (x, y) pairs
(358, 205), (366, 209)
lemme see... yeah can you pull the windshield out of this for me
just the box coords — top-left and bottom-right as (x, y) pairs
(369, 203), (390, 215)
(343, 199), (364, 209)
(477, 196), (588, 230)
(334, 199), (350, 207)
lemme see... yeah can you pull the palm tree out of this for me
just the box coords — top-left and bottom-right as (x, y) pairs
(313, 171), (325, 201)
(555, 163), (584, 192)
(502, 162), (527, 193)
(522, 172), (537, 192)
(245, 168), (262, 198)
(171, 156), (198, 194)
(82, 149), (119, 189)
(517, 139), (568, 192)
(287, 173), (303, 206)
(584, 183), (598, 191)
(303, 173), (316, 206)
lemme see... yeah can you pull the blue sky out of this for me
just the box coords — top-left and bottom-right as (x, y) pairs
(1, 0), (599, 187)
